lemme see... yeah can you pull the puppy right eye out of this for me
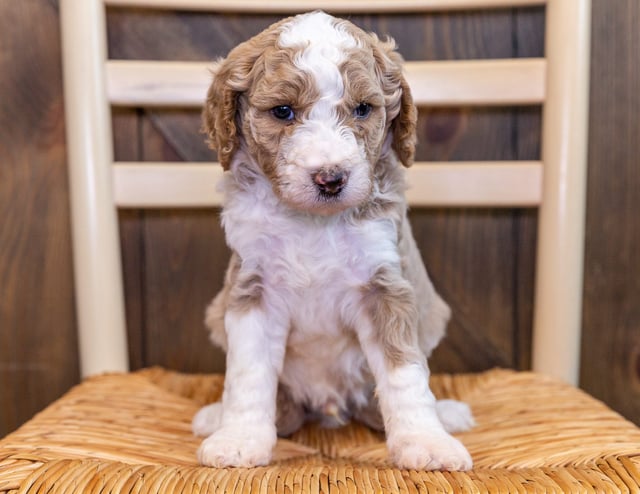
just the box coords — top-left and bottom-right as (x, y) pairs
(271, 105), (295, 121)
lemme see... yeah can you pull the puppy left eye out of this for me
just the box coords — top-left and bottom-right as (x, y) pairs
(271, 105), (295, 121)
(353, 103), (372, 119)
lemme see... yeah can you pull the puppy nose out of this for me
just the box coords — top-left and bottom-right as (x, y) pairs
(313, 169), (348, 196)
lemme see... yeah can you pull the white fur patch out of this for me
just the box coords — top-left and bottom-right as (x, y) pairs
(279, 11), (357, 65)
(279, 12), (355, 120)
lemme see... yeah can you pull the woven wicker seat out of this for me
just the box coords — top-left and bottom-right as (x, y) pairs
(1, 368), (639, 493)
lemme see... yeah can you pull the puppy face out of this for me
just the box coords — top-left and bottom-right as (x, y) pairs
(203, 12), (416, 215)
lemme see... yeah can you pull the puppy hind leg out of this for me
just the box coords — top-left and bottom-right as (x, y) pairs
(436, 399), (475, 434)
(350, 393), (476, 434)
(192, 402), (223, 437)
(192, 384), (308, 439)
(353, 387), (385, 432)
(276, 384), (306, 437)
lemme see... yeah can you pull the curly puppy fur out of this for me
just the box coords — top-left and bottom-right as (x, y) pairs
(192, 12), (474, 471)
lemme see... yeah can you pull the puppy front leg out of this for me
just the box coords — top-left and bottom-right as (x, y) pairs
(358, 270), (472, 471)
(198, 308), (286, 468)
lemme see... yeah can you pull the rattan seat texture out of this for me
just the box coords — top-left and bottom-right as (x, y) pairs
(1, 368), (639, 493)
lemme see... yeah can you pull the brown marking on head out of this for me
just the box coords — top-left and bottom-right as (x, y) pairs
(238, 48), (319, 182)
(335, 18), (416, 168)
(338, 49), (387, 166)
(201, 17), (294, 170)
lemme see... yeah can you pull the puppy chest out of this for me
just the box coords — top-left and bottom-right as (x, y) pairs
(275, 234), (375, 409)
(260, 218), (397, 285)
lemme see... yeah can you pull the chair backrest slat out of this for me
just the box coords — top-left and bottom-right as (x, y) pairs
(107, 59), (546, 108)
(113, 162), (542, 209)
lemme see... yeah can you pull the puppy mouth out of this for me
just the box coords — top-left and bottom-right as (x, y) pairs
(272, 163), (371, 215)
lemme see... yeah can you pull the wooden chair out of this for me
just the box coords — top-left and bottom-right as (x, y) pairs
(1, 0), (639, 492)
(60, 0), (589, 385)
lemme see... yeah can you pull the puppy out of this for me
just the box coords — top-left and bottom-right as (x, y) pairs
(192, 11), (474, 471)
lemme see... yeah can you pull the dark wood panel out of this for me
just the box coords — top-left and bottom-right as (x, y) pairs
(353, 11), (513, 61)
(113, 109), (146, 370)
(138, 116), (228, 373)
(414, 209), (520, 371)
(107, 8), (282, 61)
(0, 0), (78, 437)
(581, 0), (640, 425)
(105, 9), (546, 375)
(141, 208), (228, 373)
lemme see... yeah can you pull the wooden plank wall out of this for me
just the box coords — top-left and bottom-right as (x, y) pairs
(581, 0), (640, 426)
(0, 0), (638, 437)
(0, 0), (80, 438)
(108, 7), (544, 376)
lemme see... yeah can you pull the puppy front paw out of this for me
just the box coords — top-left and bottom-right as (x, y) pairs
(388, 429), (472, 471)
(197, 425), (277, 468)
(192, 402), (223, 437)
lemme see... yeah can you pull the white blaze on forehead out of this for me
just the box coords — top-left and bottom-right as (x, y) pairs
(279, 12), (358, 116)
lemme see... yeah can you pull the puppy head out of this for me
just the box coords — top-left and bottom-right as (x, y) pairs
(203, 11), (417, 215)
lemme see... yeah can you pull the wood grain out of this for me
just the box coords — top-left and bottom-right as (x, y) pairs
(580, 0), (640, 424)
(112, 108), (146, 369)
(138, 115), (228, 373)
(105, 58), (546, 107)
(0, 0), (79, 437)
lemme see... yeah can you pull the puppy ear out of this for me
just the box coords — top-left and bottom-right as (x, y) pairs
(202, 18), (292, 171)
(372, 36), (417, 168)
(202, 57), (250, 171)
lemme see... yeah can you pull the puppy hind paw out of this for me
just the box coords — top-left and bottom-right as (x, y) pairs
(353, 392), (385, 431)
(192, 402), (223, 437)
(276, 385), (306, 437)
(436, 399), (475, 433)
